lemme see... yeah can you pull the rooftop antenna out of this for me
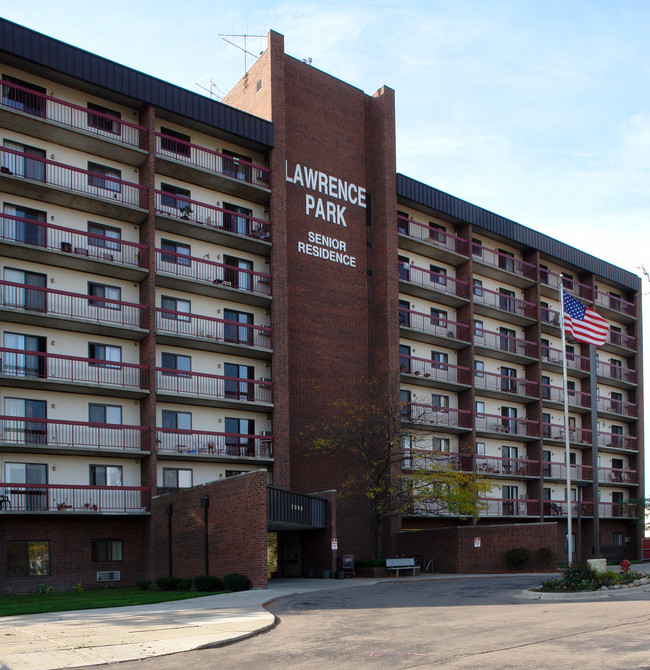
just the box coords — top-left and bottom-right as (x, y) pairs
(219, 33), (266, 73)
(195, 78), (226, 100)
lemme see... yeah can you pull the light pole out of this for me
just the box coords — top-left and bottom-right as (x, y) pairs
(576, 482), (588, 563)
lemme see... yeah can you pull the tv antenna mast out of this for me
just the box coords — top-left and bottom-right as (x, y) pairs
(219, 33), (266, 73)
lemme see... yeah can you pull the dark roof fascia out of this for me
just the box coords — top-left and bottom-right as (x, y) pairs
(397, 173), (640, 291)
(0, 18), (273, 149)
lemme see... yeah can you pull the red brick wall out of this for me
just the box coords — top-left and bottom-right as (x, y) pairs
(399, 523), (558, 573)
(150, 470), (268, 589)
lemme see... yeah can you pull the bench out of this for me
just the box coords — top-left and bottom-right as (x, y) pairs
(386, 557), (420, 577)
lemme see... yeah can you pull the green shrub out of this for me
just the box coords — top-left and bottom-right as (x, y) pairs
(72, 583), (84, 592)
(177, 579), (192, 591)
(537, 547), (555, 567)
(505, 547), (531, 570)
(355, 559), (386, 568)
(193, 575), (224, 592)
(135, 579), (151, 591)
(224, 573), (250, 592)
(156, 576), (182, 591)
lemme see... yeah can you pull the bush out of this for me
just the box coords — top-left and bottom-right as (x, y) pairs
(156, 576), (182, 591)
(355, 559), (386, 568)
(177, 579), (192, 591)
(194, 575), (224, 592)
(505, 547), (531, 570)
(224, 573), (251, 592)
(72, 583), (84, 592)
(135, 579), (151, 591)
(537, 547), (555, 567)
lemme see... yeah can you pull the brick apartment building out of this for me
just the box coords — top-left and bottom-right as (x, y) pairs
(0, 20), (643, 592)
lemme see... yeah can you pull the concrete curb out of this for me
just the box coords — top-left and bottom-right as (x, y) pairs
(514, 584), (650, 601)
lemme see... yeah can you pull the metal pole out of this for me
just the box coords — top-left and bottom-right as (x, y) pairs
(559, 279), (573, 563)
(590, 345), (600, 558)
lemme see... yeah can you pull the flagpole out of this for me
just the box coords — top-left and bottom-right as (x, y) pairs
(558, 277), (573, 563)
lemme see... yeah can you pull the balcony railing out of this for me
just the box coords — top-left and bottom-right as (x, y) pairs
(398, 262), (469, 299)
(595, 396), (636, 418)
(0, 79), (147, 148)
(472, 243), (536, 280)
(543, 461), (592, 480)
(0, 280), (148, 330)
(545, 501), (637, 519)
(473, 285), (536, 319)
(596, 360), (636, 384)
(480, 498), (540, 517)
(474, 371), (538, 397)
(541, 384), (591, 409)
(156, 369), (272, 403)
(474, 327), (538, 358)
(155, 132), (270, 187)
(154, 191), (271, 242)
(401, 403), (472, 429)
(540, 307), (561, 328)
(541, 423), (592, 445)
(0, 348), (148, 391)
(0, 482), (150, 513)
(476, 456), (540, 477)
(540, 270), (592, 300)
(156, 429), (273, 458)
(595, 290), (635, 318)
(398, 308), (470, 341)
(476, 413), (539, 438)
(397, 215), (469, 256)
(598, 466), (638, 484)
(0, 213), (148, 268)
(541, 345), (590, 373)
(402, 449), (462, 471)
(606, 329), (636, 350)
(399, 355), (471, 385)
(155, 308), (272, 349)
(156, 249), (272, 296)
(0, 415), (147, 451)
(597, 432), (637, 451)
(0, 146), (147, 208)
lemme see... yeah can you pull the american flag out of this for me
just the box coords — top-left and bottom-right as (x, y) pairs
(562, 293), (609, 346)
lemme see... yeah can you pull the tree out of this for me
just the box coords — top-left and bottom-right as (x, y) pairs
(302, 383), (492, 558)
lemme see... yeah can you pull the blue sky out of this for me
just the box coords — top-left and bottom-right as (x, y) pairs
(3, 1), (650, 482)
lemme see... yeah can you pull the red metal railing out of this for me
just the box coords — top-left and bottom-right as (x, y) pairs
(398, 262), (469, 299)
(606, 329), (635, 350)
(0, 213), (148, 267)
(474, 370), (538, 396)
(397, 215), (469, 256)
(0, 348), (148, 390)
(539, 306), (561, 328)
(156, 249), (272, 295)
(541, 423), (592, 445)
(595, 396), (636, 418)
(399, 355), (471, 385)
(594, 290), (635, 318)
(401, 403), (472, 429)
(476, 413), (539, 437)
(596, 360), (636, 384)
(474, 327), (538, 358)
(155, 308), (272, 349)
(0, 482), (150, 512)
(0, 415), (147, 450)
(480, 498), (540, 517)
(0, 146), (147, 208)
(0, 79), (147, 148)
(154, 132), (270, 187)
(156, 369), (272, 403)
(539, 269), (592, 300)
(472, 242), (537, 280)
(398, 308), (471, 341)
(0, 280), (148, 329)
(543, 461), (592, 480)
(156, 429), (273, 458)
(598, 466), (638, 484)
(597, 432), (637, 451)
(545, 501), (636, 518)
(541, 345), (590, 373)
(154, 191), (271, 242)
(475, 455), (540, 477)
(402, 449), (462, 471)
(541, 384), (591, 409)
(473, 284), (536, 318)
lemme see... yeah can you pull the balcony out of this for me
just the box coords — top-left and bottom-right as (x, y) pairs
(476, 413), (539, 440)
(480, 497), (540, 517)
(474, 327), (538, 362)
(472, 243), (537, 287)
(594, 289), (636, 322)
(402, 449), (463, 472)
(0, 79), (147, 163)
(0, 416), (147, 454)
(543, 461), (592, 481)
(596, 360), (636, 388)
(475, 456), (540, 477)
(597, 432), (637, 452)
(541, 384), (591, 412)
(0, 348), (148, 397)
(397, 215), (468, 263)
(541, 423), (592, 447)
(399, 308), (470, 349)
(598, 466), (638, 485)
(154, 191), (271, 254)
(0, 482), (150, 514)
(539, 270), (592, 301)
(156, 429), (273, 461)
(539, 306), (561, 334)
(401, 403), (472, 432)
(0, 147), (147, 223)
(474, 371), (538, 401)
(0, 280), (148, 339)
(596, 396), (637, 421)
(154, 133), (270, 203)
(399, 355), (471, 389)
(156, 249), (271, 306)
(473, 285), (536, 325)
(398, 262), (469, 306)
(0, 213), (148, 281)
(155, 308), (272, 359)
(544, 501), (637, 519)
(602, 329), (636, 355)
(541, 345), (590, 377)
(156, 369), (272, 408)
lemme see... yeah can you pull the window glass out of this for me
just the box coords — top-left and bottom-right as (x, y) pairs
(7, 540), (49, 575)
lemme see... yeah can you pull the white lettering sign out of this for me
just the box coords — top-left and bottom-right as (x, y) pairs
(298, 231), (356, 267)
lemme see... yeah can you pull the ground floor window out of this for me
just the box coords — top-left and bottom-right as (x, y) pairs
(7, 540), (50, 576)
(91, 539), (123, 562)
(612, 532), (624, 547)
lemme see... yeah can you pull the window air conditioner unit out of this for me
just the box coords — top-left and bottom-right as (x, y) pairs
(261, 430), (273, 436)
(97, 570), (121, 582)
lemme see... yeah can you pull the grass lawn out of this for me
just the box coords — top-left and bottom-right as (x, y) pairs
(0, 588), (226, 617)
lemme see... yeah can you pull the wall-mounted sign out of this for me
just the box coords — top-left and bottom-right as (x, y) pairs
(474, 537), (481, 548)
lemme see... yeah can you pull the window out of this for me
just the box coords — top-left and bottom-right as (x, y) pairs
(2, 203), (46, 246)
(224, 362), (254, 400)
(433, 437), (450, 453)
(3, 332), (46, 377)
(222, 202), (252, 236)
(431, 394), (449, 408)
(90, 465), (122, 486)
(498, 288), (516, 312)
(397, 210), (409, 234)
(541, 338), (550, 360)
(223, 254), (253, 290)
(2, 74), (46, 116)
(162, 410), (192, 431)
(475, 360), (484, 378)
(428, 222), (446, 244)
(88, 343), (121, 368)
(502, 445), (519, 473)
(501, 366), (517, 393)
(476, 442), (485, 456)
(499, 327), (516, 353)
(3, 139), (46, 181)
(612, 532), (623, 547)
(609, 325), (622, 346)
(473, 278), (483, 297)
(542, 412), (551, 438)
(541, 375), (551, 399)
(162, 468), (193, 489)
(161, 352), (191, 377)
(224, 308), (254, 344)
(429, 264), (447, 286)
(87, 222), (121, 251)
(225, 417), (255, 455)
(400, 390), (412, 419)
(431, 351), (448, 369)
(610, 358), (623, 380)
(475, 401), (485, 414)
(539, 264), (550, 285)
(160, 182), (191, 211)
(610, 392), (623, 414)
(501, 406), (518, 433)
(399, 344), (411, 373)
(7, 540), (49, 576)
(222, 149), (252, 181)
(87, 162), (121, 192)
(398, 255), (409, 281)
(474, 319), (484, 337)
(160, 239), (191, 266)
(430, 308), (447, 328)
(472, 238), (482, 257)
(88, 282), (121, 309)
(160, 127), (191, 157)
(4, 461), (47, 509)
(91, 539), (123, 561)
(161, 296), (191, 322)
(3, 267), (47, 311)
(542, 450), (551, 476)
(89, 403), (122, 425)
(87, 102), (121, 134)
(4, 397), (46, 444)
(498, 249), (515, 273)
